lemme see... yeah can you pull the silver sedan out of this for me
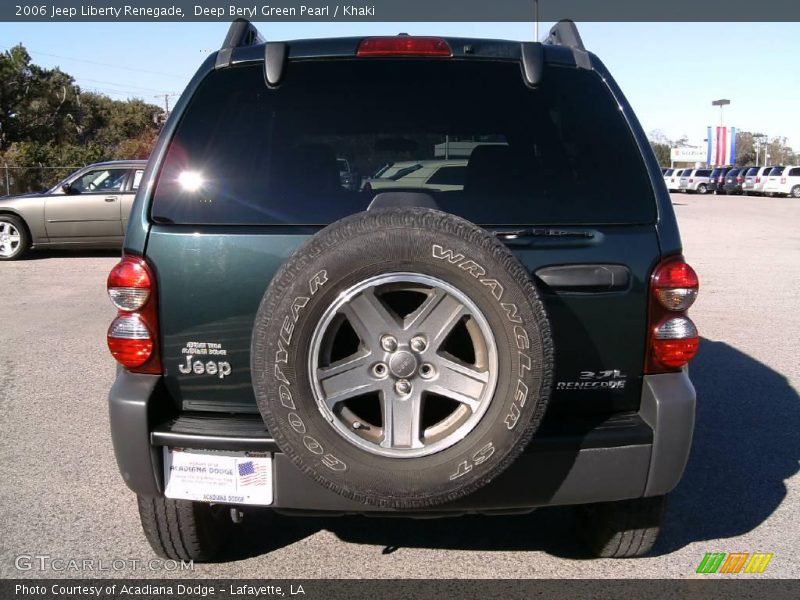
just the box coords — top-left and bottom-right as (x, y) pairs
(0, 160), (147, 260)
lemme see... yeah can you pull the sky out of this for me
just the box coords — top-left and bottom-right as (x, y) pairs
(1, 21), (798, 148)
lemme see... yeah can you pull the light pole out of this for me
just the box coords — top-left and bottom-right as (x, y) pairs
(711, 99), (730, 127)
(754, 134), (768, 167)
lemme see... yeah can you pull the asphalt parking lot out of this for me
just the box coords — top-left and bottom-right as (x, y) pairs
(1, 194), (798, 579)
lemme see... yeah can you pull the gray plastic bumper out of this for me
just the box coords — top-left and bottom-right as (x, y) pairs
(639, 370), (696, 496)
(108, 372), (163, 496)
(109, 370), (695, 509)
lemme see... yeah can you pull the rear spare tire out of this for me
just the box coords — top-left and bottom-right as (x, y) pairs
(251, 208), (553, 508)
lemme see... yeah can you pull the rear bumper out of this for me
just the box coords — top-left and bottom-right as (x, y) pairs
(109, 372), (695, 512)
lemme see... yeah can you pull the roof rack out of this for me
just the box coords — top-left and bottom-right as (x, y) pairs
(521, 19), (589, 87)
(215, 19), (287, 87)
(541, 19), (591, 70)
(216, 18), (264, 69)
(222, 18), (264, 50)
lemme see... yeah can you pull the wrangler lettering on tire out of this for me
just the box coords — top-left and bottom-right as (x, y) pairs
(251, 208), (553, 508)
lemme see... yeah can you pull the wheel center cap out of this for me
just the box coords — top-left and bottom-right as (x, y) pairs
(389, 350), (418, 379)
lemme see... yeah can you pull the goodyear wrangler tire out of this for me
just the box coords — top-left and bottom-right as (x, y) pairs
(251, 208), (553, 508)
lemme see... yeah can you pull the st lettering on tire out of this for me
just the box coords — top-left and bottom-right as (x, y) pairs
(251, 208), (554, 508)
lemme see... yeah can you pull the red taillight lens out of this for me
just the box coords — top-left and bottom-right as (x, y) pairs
(107, 254), (161, 374)
(108, 256), (151, 311)
(108, 315), (153, 367)
(646, 256), (700, 373)
(737, 176), (744, 183)
(653, 259), (698, 311)
(756, 177), (762, 183)
(653, 334), (700, 368)
(357, 37), (452, 57)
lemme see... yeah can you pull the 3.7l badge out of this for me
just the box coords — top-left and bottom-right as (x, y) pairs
(557, 369), (627, 391)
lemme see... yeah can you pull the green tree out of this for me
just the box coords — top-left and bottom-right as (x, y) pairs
(735, 131), (756, 166)
(0, 44), (162, 192)
(734, 131), (798, 166)
(650, 141), (671, 167)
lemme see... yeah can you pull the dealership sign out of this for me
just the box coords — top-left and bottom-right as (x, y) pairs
(670, 146), (707, 162)
(670, 127), (737, 166)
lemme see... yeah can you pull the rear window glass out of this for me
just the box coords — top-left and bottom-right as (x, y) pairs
(768, 167), (784, 176)
(152, 60), (656, 226)
(746, 168), (759, 176)
(696, 169), (711, 176)
(664, 169), (674, 176)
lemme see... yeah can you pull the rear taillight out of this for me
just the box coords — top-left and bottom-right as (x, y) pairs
(646, 256), (699, 373)
(736, 175), (744, 183)
(653, 320), (700, 368)
(756, 177), (761, 183)
(107, 255), (161, 373)
(357, 37), (452, 57)
(108, 257), (151, 310)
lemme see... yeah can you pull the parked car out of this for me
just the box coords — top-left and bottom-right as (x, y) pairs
(0, 160), (147, 260)
(667, 168), (685, 192)
(763, 165), (800, 198)
(679, 168), (713, 194)
(336, 158), (359, 191)
(107, 20), (699, 562)
(662, 167), (674, 188)
(707, 166), (732, 194)
(722, 167), (752, 195)
(365, 159), (468, 192)
(742, 166), (773, 196)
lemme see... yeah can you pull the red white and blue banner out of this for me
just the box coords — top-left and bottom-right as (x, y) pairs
(707, 126), (737, 166)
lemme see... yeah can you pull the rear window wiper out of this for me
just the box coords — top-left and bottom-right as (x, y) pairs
(493, 228), (595, 240)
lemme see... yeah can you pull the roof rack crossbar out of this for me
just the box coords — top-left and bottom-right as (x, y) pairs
(221, 18), (265, 50)
(542, 19), (585, 51)
(216, 18), (265, 69)
(541, 19), (591, 70)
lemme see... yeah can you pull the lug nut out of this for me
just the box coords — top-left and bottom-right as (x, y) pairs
(380, 335), (398, 352)
(373, 363), (388, 377)
(419, 364), (435, 379)
(410, 335), (427, 353)
(395, 379), (412, 396)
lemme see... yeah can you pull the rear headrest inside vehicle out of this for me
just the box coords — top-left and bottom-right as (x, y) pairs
(464, 145), (531, 197)
(278, 143), (343, 196)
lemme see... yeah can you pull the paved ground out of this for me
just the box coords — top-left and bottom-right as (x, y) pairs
(1, 194), (798, 579)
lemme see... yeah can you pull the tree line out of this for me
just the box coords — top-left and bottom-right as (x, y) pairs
(0, 44), (162, 195)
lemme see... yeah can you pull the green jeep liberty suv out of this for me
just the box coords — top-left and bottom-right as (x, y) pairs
(106, 20), (699, 561)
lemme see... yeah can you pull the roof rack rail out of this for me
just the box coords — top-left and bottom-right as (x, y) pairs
(221, 18), (265, 50)
(541, 19), (591, 70)
(216, 18), (265, 69)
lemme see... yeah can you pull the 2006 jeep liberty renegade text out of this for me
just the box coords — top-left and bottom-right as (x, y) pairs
(107, 20), (699, 561)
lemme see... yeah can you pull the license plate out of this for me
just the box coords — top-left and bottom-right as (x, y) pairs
(163, 448), (273, 505)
